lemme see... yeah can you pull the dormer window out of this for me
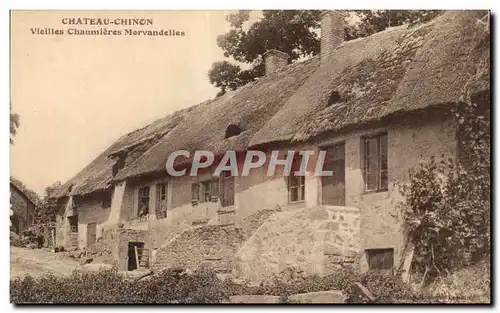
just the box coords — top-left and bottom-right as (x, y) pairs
(225, 124), (243, 139)
(327, 90), (341, 105)
(112, 153), (126, 176)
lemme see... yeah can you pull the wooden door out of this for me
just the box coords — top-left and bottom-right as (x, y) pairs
(321, 143), (346, 206)
(87, 223), (96, 246)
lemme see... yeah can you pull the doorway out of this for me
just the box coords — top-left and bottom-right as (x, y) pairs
(127, 241), (145, 271)
(87, 223), (96, 247)
(68, 215), (78, 247)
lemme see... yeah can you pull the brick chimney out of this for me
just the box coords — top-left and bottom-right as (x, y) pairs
(321, 10), (345, 64)
(263, 49), (289, 74)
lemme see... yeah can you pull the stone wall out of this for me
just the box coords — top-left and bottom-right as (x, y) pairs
(55, 197), (68, 247)
(153, 225), (244, 272)
(77, 196), (111, 249)
(233, 206), (360, 284)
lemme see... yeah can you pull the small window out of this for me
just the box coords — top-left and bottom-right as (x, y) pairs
(288, 155), (305, 203)
(225, 124), (242, 139)
(112, 154), (126, 177)
(328, 90), (341, 105)
(191, 183), (200, 205)
(366, 248), (394, 273)
(201, 179), (219, 203)
(137, 187), (150, 217)
(362, 133), (388, 192)
(321, 142), (346, 206)
(220, 171), (235, 207)
(101, 190), (112, 208)
(156, 183), (167, 219)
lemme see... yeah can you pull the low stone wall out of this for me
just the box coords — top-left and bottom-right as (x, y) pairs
(153, 225), (244, 272)
(233, 206), (360, 284)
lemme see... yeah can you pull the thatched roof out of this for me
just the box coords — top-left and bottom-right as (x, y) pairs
(53, 10), (489, 198)
(115, 57), (319, 180)
(10, 176), (41, 206)
(250, 10), (490, 146)
(50, 107), (194, 198)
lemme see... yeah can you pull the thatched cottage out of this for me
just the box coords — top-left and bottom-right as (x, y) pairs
(51, 11), (489, 278)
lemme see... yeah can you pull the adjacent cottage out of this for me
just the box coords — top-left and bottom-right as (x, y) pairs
(51, 11), (490, 278)
(10, 177), (38, 234)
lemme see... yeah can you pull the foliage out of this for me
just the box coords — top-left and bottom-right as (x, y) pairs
(12, 263), (491, 304)
(209, 10), (443, 95)
(11, 267), (227, 304)
(399, 91), (490, 277)
(35, 181), (62, 224)
(10, 103), (20, 145)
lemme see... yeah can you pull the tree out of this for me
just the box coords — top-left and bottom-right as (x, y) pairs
(209, 10), (443, 95)
(10, 103), (20, 145)
(209, 10), (321, 96)
(35, 181), (62, 224)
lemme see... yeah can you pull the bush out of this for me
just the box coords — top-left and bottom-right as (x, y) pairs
(399, 91), (490, 276)
(14, 265), (484, 304)
(10, 267), (228, 304)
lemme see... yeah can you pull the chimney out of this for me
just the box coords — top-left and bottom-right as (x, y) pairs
(321, 10), (345, 64)
(263, 49), (289, 74)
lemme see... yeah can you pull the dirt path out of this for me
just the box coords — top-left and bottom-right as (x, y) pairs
(10, 247), (80, 279)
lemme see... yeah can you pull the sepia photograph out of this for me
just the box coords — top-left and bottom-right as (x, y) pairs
(9, 8), (491, 304)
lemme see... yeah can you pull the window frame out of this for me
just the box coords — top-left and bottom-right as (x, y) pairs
(192, 171), (235, 207)
(137, 186), (150, 217)
(321, 141), (346, 206)
(365, 248), (394, 273)
(362, 132), (388, 193)
(156, 182), (168, 219)
(200, 178), (220, 203)
(288, 155), (305, 203)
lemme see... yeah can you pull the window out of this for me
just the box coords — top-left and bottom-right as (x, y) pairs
(366, 248), (394, 273)
(137, 187), (150, 217)
(191, 183), (200, 205)
(192, 172), (235, 207)
(322, 143), (346, 205)
(363, 133), (388, 192)
(101, 190), (112, 208)
(220, 171), (235, 207)
(68, 215), (78, 232)
(156, 183), (167, 219)
(201, 179), (219, 203)
(288, 155), (305, 203)
(327, 90), (341, 105)
(112, 154), (126, 177)
(225, 124), (243, 139)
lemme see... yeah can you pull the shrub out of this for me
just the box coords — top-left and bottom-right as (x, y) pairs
(399, 90), (490, 277)
(10, 267), (228, 304)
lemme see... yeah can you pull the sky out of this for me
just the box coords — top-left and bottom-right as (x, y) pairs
(10, 10), (262, 196)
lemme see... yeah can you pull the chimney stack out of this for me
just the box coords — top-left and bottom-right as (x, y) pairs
(321, 10), (345, 64)
(263, 49), (289, 74)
